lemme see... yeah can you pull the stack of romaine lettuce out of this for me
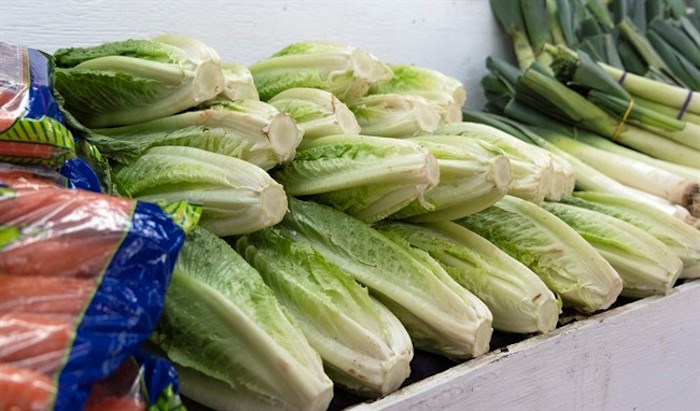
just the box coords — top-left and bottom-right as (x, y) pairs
(51, 34), (698, 411)
(55, 35), (301, 236)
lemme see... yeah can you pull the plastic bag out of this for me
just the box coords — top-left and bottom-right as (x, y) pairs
(1, 351), (184, 411)
(83, 351), (185, 411)
(0, 42), (75, 167)
(0, 164), (185, 410)
(60, 157), (102, 192)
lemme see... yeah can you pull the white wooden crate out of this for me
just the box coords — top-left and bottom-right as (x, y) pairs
(349, 280), (700, 411)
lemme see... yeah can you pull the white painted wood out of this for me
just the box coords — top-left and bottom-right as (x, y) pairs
(0, 0), (512, 110)
(351, 280), (700, 411)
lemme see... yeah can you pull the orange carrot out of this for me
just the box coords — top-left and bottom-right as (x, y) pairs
(0, 141), (63, 160)
(0, 168), (133, 228)
(0, 88), (19, 107)
(0, 313), (74, 374)
(0, 232), (123, 278)
(0, 188), (73, 225)
(0, 276), (95, 315)
(0, 169), (58, 190)
(0, 187), (133, 227)
(0, 364), (55, 411)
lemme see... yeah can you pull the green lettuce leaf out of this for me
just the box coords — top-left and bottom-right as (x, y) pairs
(369, 64), (467, 122)
(542, 202), (682, 297)
(152, 227), (333, 411)
(269, 88), (361, 139)
(54, 34), (224, 127)
(277, 199), (493, 360)
(114, 146), (287, 236)
(350, 93), (441, 137)
(390, 135), (512, 222)
(456, 196), (623, 313)
(273, 135), (439, 222)
(89, 100), (302, 170)
(250, 41), (392, 103)
(237, 227), (412, 397)
(562, 192), (700, 279)
(376, 221), (559, 333)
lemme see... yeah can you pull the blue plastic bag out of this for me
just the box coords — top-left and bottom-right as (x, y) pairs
(0, 165), (186, 411)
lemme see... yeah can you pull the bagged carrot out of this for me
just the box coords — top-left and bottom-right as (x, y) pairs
(0, 352), (184, 411)
(0, 276), (94, 315)
(0, 42), (75, 167)
(0, 41), (104, 195)
(0, 164), (189, 410)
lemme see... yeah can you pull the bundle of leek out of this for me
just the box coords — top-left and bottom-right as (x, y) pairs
(464, 109), (697, 223)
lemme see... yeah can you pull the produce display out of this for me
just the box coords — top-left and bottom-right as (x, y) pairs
(1, 0), (698, 409)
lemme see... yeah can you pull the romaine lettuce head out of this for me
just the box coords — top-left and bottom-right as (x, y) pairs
(90, 99), (302, 170)
(278, 199), (494, 360)
(54, 34), (224, 128)
(269, 88), (361, 139)
(563, 192), (700, 279)
(454, 114), (576, 201)
(250, 41), (392, 103)
(376, 221), (559, 334)
(114, 146), (287, 236)
(273, 135), (439, 223)
(237, 227), (413, 397)
(153, 227), (333, 411)
(350, 93), (441, 137)
(390, 135), (512, 222)
(435, 122), (558, 203)
(456, 196), (623, 313)
(542, 202), (682, 297)
(369, 64), (467, 123)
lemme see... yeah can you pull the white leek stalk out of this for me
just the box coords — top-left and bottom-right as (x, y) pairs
(573, 131), (700, 184)
(526, 127), (695, 223)
(537, 130), (700, 212)
(600, 63), (700, 116)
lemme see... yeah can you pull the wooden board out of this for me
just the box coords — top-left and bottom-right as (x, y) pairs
(351, 280), (700, 411)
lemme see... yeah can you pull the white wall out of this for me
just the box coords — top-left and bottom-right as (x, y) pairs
(0, 0), (512, 109)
